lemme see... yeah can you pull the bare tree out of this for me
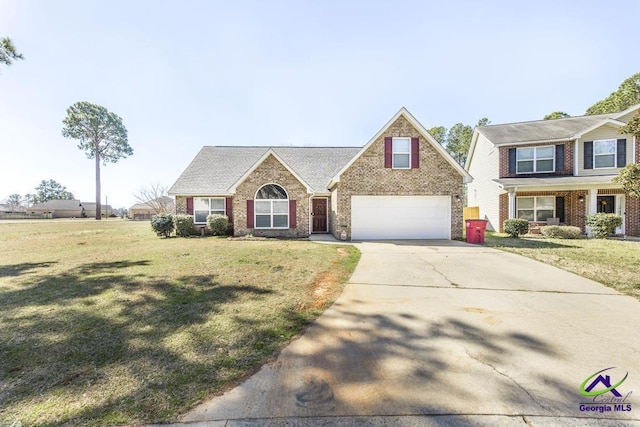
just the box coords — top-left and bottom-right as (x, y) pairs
(134, 183), (173, 214)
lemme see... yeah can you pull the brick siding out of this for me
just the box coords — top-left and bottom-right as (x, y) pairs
(332, 115), (465, 240)
(499, 140), (574, 178)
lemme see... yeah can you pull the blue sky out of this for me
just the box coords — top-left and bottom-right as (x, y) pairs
(1, 0), (639, 208)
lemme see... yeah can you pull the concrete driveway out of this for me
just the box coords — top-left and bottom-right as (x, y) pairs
(178, 240), (640, 426)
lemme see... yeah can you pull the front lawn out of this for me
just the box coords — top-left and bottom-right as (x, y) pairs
(0, 220), (359, 426)
(483, 233), (640, 299)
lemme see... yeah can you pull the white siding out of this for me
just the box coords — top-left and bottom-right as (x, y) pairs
(577, 125), (633, 176)
(466, 133), (502, 231)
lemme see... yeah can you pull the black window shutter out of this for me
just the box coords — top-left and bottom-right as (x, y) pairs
(508, 148), (516, 174)
(584, 141), (593, 169)
(555, 197), (565, 223)
(555, 145), (565, 172)
(617, 139), (626, 167)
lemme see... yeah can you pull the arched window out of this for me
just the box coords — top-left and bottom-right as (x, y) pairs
(255, 184), (289, 228)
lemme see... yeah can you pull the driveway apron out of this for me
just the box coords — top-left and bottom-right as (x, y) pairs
(182, 240), (640, 424)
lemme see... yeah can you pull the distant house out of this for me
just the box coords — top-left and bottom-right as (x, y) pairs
(129, 197), (175, 220)
(29, 199), (83, 218)
(81, 203), (113, 218)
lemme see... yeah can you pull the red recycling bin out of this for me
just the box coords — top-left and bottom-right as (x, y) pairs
(465, 219), (488, 244)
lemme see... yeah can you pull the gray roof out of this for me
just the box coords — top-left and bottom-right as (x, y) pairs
(478, 113), (617, 145)
(169, 146), (361, 195)
(30, 199), (82, 211)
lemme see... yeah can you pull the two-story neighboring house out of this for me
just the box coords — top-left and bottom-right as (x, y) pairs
(466, 104), (640, 237)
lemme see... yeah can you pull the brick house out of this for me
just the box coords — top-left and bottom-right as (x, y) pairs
(465, 103), (640, 236)
(169, 108), (472, 240)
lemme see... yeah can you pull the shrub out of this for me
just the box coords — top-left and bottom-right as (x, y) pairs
(503, 218), (529, 238)
(207, 214), (229, 236)
(540, 225), (582, 239)
(151, 213), (174, 238)
(175, 214), (194, 237)
(586, 213), (622, 238)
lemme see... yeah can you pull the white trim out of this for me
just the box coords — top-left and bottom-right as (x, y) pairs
(328, 107), (473, 187)
(592, 139), (618, 169)
(573, 140), (579, 176)
(254, 183), (290, 229)
(228, 149), (312, 193)
(571, 119), (625, 139)
(193, 197), (226, 224)
(612, 103), (640, 120)
(309, 197), (329, 234)
(633, 136), (637, 165)
(515, 145), (555, 174)
(465, 130), (480, 170)
(391, 137), (411, 169)
(515, 195), (556, 222)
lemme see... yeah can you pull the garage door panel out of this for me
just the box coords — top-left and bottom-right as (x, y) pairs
(351, 196), (450, 240)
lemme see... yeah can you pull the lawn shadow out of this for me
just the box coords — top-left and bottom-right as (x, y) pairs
(0, 261), (58, 277)
(0, 260), (279, 425)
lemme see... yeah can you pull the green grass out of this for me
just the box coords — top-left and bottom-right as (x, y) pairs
(0, 220), (360, 426)
(483, 232), (640, 299)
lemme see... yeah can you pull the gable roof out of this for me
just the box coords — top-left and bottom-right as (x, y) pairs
(130, 196), (175, 211)
(329, 107), (473, 185)
(465, 104), (640, 169)
(169, 146), (361, 195)
(228, 149), (313, 193)
(477, 112), (617, 145)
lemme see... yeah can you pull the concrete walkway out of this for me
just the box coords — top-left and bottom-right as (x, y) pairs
(169, 240), (640, 426)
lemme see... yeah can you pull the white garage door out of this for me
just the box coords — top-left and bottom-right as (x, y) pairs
(351, 195), (451, 240)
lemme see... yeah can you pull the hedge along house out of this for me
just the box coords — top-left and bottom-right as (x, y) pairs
(169, 108), (472, 240)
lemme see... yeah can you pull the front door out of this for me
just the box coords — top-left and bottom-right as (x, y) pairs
(597, 196), (615, 214)
(311, 199), (327, 233)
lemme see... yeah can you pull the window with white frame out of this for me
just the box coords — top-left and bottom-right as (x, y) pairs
(194, 197), (225, 223)
(517, 196), (554, 222)
(516, 146), (555, 173)
(593, 139), (616, 168)
(392, 137), (411, 169)
(255, 184), (288, 229)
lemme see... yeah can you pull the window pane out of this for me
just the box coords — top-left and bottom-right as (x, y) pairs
(536, 159), (554, 172)
(517, 148), (534, 160)
(272, 200), (289, 214)
(392, 138), (410, 152)
(194, 198), (209, 210)
(536, 210), (554, 222)
(594, 140), (616, 155)
(517, 160), (534, 173)
(518, 198), (534, 209)
(256, 184), (288, 199)
(210, 198), (225, 210)
(536, 146), (554, 158)
(273, 215), (288, 228)
(394, 153), (410, 168)
(594, 154), (615, 168)
(195, 211), (208, 223)
(536, 197), (554, 210)
(211, 209), (225, 216)
(517, 210), (534, 221)
(255, 200), (271, 214)
(256, 215), (271, 228)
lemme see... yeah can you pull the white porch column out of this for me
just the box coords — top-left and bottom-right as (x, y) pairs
(508, 190), (516, 219)
(588, 189), (598, 215)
